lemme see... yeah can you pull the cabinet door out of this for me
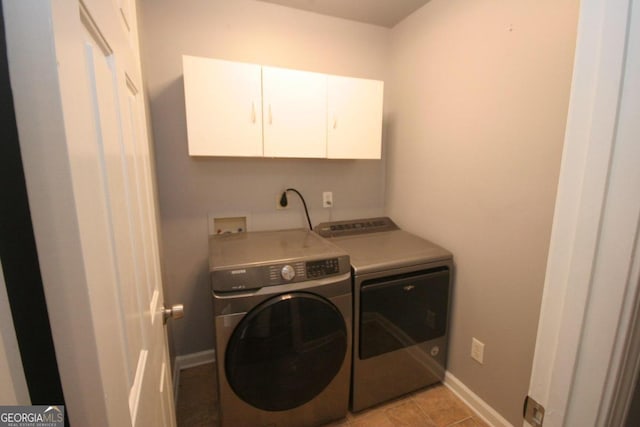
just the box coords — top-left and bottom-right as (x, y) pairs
(263, 66), (327, 158)
(327, 76), (384, 159)
(183, 56), (263, 156)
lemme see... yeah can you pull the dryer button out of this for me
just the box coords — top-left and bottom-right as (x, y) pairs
(281, 265), (296, 281)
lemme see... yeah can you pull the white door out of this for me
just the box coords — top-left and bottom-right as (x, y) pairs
(327, 75), (384, 160)
(526, 0), (640, 426)
(3, 1), (176, 426)
(183, 56), (263, 157)
(263, 66), (327, 158)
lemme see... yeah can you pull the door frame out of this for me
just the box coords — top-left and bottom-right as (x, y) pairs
(0, 2), (53, 407)
(3, 0), (174, 425)
(4, 0), (128, 424)
(526, 0), (640, 425)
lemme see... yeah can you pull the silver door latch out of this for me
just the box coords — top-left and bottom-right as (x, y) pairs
(524, 395), (545, 426)
(163, 303), (184, 324)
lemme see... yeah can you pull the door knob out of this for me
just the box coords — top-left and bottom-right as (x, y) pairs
(163, 304), (184, 324)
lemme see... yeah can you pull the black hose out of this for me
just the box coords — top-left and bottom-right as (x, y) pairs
(284, 188), (313, 230)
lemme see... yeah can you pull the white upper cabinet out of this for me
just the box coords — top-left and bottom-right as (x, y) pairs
(327, 76), (384, 159)
(182, 56), (383, 159)
(262, 66), (327, 158)
(183, 56), (263, 157)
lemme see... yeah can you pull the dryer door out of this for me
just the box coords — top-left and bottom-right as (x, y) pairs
(360, 266), (450, 359)
(225, 292), (347, 411)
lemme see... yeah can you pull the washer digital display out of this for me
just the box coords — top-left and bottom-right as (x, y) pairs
(306, 258), (340, 278)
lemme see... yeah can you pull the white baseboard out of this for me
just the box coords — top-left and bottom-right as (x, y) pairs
(172, 349), (216, 405)
(444, 371), (513, 427)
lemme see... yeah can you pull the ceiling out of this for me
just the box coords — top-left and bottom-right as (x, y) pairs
(255, 0), (430, 28)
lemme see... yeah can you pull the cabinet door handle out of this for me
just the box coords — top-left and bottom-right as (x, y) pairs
(251, 101), (256, 123)
(268, 104), (273, 125)
(332, 113), (337, 129)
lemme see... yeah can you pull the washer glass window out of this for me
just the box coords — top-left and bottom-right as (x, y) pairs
(225, 292), (347, 411)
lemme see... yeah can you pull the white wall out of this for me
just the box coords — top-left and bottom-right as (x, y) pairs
(0, 263), (30, 405)
(138, 0), (390, 357)
(386, 0), (579, 424)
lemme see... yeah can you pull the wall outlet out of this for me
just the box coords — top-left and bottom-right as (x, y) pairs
(471, 338), (485, 364)
(323, 191), (333, 208)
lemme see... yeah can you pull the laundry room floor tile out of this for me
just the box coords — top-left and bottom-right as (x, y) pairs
(176, 363), (491, 427)
(384, 400), (437, 426)
(176, 363), (217, 427)
(412, 385), (473, 426)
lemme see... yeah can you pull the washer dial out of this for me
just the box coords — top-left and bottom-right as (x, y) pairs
(281, 265), (296, 281)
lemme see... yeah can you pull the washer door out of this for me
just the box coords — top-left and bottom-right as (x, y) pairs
(225, 292), (347, 411)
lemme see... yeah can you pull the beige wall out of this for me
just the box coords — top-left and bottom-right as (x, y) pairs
(137, 0), (390, 357)
(386, 0), (579, 424)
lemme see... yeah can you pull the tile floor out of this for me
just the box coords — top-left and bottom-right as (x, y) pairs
(176, 363), (490, 427)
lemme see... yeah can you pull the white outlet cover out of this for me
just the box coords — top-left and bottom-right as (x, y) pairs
(322, 191), (333, 208)
(471, 338), (485, 364)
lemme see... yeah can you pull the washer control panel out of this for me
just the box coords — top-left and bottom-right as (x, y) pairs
(209, 229), (350, 292)
(306, 258), (340, 279)
(269, 262), (305, 284)
(211, 253), (349, 292)
(280, 265), (296, 281)
(265, 257), (343, 286)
